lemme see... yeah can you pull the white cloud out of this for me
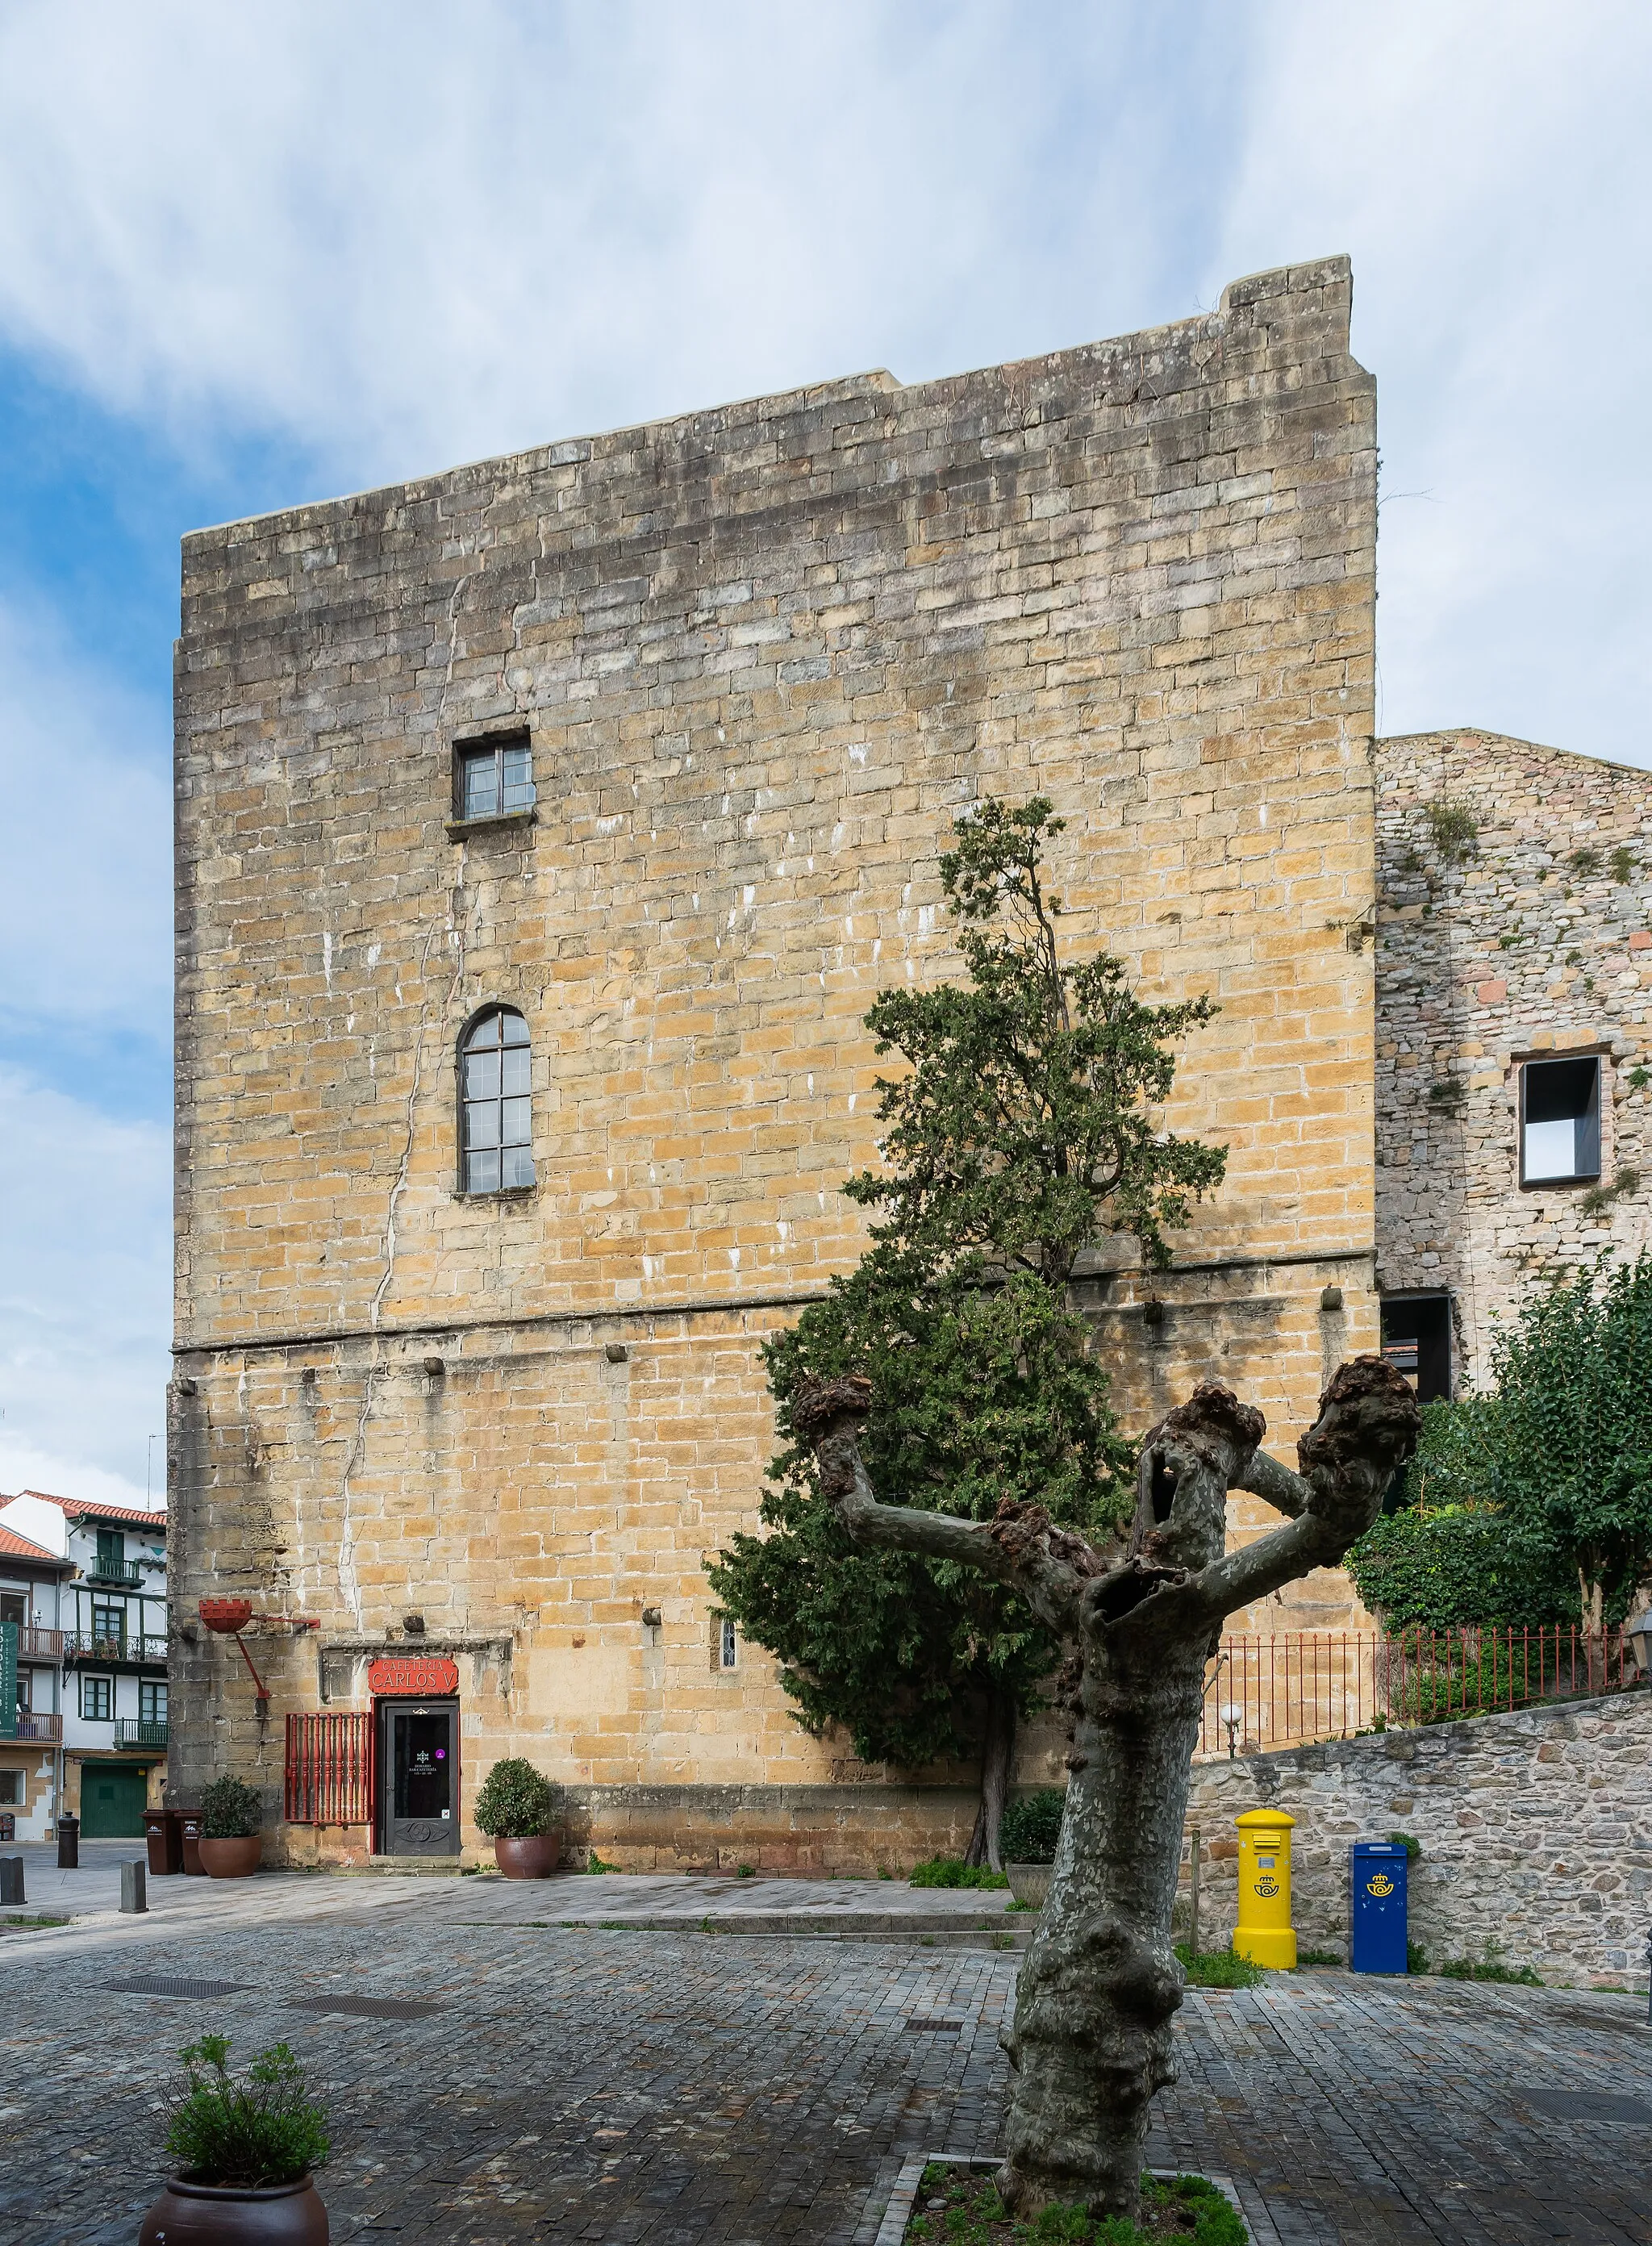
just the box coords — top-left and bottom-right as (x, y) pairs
(0, 2), (1240, 480)
(1213, 0), (1652, 763)
(0, 596), (171, 1034)
(0, 1067), (171, 1499)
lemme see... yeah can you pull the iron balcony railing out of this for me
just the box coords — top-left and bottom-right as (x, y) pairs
(113, 1719), (169, 1751)
(82, 1559), (145, 1588)
(14, 1713), (63, 1742)
(62, 1631), (169, 1667)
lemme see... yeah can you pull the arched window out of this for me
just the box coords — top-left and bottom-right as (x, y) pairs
(461, 1008), (535, 1193)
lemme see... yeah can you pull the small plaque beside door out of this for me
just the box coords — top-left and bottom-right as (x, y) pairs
(369, 1655), (459, 1697)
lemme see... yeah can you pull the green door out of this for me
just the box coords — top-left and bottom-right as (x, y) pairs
(80, 1764), (148, 1838)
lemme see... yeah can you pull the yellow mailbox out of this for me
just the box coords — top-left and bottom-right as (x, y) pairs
(1233, 1806), (1296, 1968)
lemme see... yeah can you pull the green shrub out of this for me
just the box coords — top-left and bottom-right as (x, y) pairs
(908, 1856), (1009, 1890)
(1425, 798), (1479, 862)
(999, 1787), (1066, 1865)
(1439, 1939), (1541, 1985)
(200, 1776), (263, 1839)
(1174, 1941), (1263, 1989)
(1389, 1831), (1422, 1860)
(163, 2035), (329, 2188)
(907, 2165), (1244, 2244)
(473, 1758), (558, 1838)
(1407, 1939), (1430, 1974)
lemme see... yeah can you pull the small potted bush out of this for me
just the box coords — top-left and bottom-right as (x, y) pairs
(140, 2033), (330, 2244)
(1000, 1786), (1066, 1910)
(473, 1757), (561, 1877)
(198, 1775), (265, 1879)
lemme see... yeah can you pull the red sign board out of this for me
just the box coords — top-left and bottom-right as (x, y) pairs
(368, 1655), (459, 1697)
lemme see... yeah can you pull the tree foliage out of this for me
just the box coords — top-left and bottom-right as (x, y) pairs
(707, 798), (1226, 1785)
(1349, 1260), (1652, 1632)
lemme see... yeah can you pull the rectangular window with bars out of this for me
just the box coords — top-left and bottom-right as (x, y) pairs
(284, 1711), (373, 1825)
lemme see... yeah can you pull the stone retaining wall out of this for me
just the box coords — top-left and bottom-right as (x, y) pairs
(1179, 1687), (1651, 1985)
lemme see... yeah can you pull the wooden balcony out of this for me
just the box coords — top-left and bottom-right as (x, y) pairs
(15, 1713), (63, 1742)
(17, 1626), (64, 1661)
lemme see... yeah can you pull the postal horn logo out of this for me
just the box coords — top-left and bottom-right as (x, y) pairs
(1366, 1872), (1395, 1897)
(1254, 1875), (1280, 1898)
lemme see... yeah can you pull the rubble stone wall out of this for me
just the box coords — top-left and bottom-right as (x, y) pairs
(1181, 1688), (1652, 1985)
(1375, 728), (1652, 1384)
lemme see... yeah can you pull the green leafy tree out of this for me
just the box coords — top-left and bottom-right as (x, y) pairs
(1481, 1256), (1652, 1640)
(707, 798), (1227, 1866)
(1346, 1399), (1576, 1630)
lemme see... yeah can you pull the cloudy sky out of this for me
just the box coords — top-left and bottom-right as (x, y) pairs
(0, 0), (1646, 1506)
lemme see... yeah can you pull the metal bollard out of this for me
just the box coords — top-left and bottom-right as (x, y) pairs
(56, 1813), (79, 1869)
(119, 1859), (148, 1914)
(0, 1856), (23, 1906)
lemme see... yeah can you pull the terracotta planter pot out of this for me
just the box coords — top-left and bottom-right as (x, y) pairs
(492, 1831), (561, 1878)
(198, 1833), (264, 1879)
(140, 2171), (328, 2243)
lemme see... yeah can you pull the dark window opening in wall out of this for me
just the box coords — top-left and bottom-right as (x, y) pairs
(456, 737), (534, 822)
(1380, 1293), (1452, 1404)
(1521, 1055), (1601, 1184)
(460, 1007), (535, 1194)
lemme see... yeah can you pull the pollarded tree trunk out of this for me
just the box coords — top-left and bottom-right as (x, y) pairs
(794, 1357), (1419, 2224)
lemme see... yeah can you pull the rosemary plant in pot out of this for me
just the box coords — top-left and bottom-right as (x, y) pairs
(198, 1776), (264, 1879)
(140, 2034), (330, 2244)
(473, 1757), (561, 1877)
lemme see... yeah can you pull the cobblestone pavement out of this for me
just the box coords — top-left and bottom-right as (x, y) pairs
(2, 1893), (1648, 2245)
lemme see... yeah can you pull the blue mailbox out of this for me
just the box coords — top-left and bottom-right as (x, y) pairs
(1350, 1841), (1409, 1973)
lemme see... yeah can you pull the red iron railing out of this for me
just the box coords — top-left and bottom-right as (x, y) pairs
(283, 1711), (372, 1824)
(1198, 1626), (1635, 1757)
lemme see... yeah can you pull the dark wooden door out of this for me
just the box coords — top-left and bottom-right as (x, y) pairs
(378, 1699), (460, 1856)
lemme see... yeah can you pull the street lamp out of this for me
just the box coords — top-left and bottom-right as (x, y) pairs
(1220, 1704), (1243, 1760)
(1625, 1609), (1652, 1680)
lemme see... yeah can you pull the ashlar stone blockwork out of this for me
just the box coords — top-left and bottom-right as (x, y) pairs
(171, 259), (1380, 1860)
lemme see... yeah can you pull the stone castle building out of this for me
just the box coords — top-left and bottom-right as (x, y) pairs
(167, 257), (1650, 1867)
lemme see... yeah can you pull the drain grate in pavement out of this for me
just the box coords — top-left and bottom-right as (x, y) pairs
(1518, 2089), (1652, 2125)
(106, 1976), (249, 2000)
(288, 1993), (441, 2021)
(905, 2017), (966, 2032)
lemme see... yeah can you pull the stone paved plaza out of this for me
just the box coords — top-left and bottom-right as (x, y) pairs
(2, 1853), (1649, 2244)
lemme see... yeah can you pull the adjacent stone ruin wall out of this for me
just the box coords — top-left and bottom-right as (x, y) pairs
(1180, 1688), (1652, 1985)
(1375, 729), (1652, 1384)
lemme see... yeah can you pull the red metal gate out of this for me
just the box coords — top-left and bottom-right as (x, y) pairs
(283, 1710), (373, 1824)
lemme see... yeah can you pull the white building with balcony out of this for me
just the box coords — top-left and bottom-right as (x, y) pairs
(0, 1490), (168, 1839)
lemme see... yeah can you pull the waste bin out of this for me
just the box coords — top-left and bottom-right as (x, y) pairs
(56, 1813), (78, 1869)
(1350, 1841), (1409, 1973)
(180, 1811), (204, 1876)
(144, 1808), (184, 1876)
(0, 1813), (13, 1843)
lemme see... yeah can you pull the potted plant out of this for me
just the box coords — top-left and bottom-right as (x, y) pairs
(198, 1776), (264, 1878)
(140, 2033), (330, 2244)
(473, 1757), (561, 1877)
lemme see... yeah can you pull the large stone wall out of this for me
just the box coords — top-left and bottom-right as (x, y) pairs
(171, 259), (1381, 1851)
(1180, 1688), (1652, 1985)
(1375, 728), (1652, 1384)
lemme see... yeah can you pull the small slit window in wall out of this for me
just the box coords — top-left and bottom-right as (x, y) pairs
(1380, 1293), (1452, 1404)
(711, 1615), (737, 1672)
(461, 1007), (536, 1194)
(1521, 1055), (1601, 1184)
(457, 736), (534, 821)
